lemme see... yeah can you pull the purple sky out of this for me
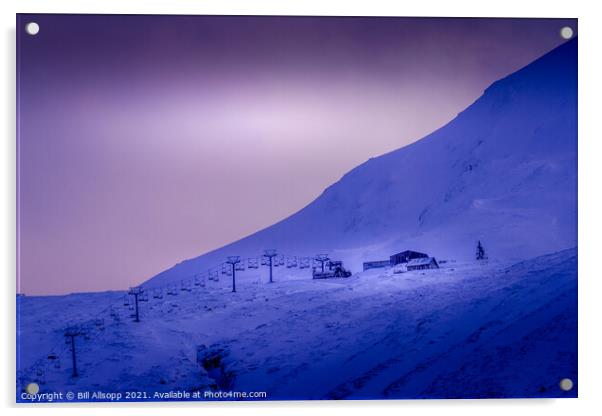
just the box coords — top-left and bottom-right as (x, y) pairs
(17, 15), (576, 295)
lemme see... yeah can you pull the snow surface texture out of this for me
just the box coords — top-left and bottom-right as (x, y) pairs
(17, 39), (577, 401)
(18, 250), (577, 400)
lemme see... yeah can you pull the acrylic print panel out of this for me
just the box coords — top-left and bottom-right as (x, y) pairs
(16, 14), (578, 402)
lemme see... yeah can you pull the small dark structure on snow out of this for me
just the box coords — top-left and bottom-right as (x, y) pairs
(313, 260), (352, 279)
(406, 257), (439, 271)
(390, 250), (428, 265)
(476, 240), (488, 261)
(363, 260), (390, 271)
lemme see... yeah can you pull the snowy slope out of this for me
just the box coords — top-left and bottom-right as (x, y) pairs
(17, 249), (577, 400)
(145, 38), (577, 287)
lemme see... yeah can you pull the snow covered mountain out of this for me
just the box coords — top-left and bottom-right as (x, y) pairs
(146, 38), (577, 287)
(17, 40), (578, 401)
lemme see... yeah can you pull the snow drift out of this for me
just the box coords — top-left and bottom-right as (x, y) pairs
(17, 249), (578, 400)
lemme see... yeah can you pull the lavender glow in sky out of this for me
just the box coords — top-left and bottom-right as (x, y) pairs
(17, 15), (576, 295)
